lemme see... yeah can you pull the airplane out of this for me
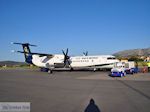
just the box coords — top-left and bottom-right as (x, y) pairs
(12, 42), (119, 73)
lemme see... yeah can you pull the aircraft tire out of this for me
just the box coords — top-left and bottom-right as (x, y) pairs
(70, 68), (74, 71)
(48, 69), (53, 74)
(93, 68), (96, 72)
(120, 73), (123, 77)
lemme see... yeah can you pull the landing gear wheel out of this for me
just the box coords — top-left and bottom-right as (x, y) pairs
(70, 68), (74, 71)
(48, 69), (53, 74)
(124, 72), (126, 76)
(120, 72), (123, 77)
(93, 68), (96, 72)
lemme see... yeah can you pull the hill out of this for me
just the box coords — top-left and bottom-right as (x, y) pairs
(113, 48), (150, 57)
(0, 61), (27, 67)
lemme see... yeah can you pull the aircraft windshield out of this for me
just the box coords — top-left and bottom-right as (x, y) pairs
(114, 62), (124, 68)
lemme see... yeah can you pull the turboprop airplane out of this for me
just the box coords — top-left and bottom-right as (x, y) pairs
(12, 42), (119, 73)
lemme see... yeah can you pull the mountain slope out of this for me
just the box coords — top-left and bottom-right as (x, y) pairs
(0, 61), (27, 66)
(113, 48), (150, 57)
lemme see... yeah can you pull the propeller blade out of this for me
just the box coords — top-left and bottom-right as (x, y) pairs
(83, 51), (88, 56)
(62, 48), (71, 67)
(86, 51), (88, 56)
(62, 50), (65, 56)
(66, 48), (68, 56)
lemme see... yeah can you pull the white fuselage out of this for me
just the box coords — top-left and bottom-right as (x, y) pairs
(32, 54), (119, 69)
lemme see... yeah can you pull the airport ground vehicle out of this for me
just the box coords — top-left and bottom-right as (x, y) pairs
(111, 62), (126, 77)
(124, 61), (138, 74)
(111, 61), (137, 77)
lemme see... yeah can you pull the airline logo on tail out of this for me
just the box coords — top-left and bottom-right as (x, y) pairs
(24, 46), (29, 56)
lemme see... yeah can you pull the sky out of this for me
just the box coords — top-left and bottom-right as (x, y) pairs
(0, 0), (150, 61)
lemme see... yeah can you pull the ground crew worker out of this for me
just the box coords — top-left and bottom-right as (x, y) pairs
(147, 62), (150, 72)
(142, 66), (146, 73)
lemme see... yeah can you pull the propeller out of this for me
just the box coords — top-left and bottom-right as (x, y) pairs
(62, 48), (70, 67)
(83, 51), (88, 56)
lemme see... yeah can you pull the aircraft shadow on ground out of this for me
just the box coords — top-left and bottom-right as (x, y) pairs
(84, 98), (101, 112)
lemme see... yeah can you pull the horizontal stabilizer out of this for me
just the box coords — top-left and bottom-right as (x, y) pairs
(14, 50), (53, 57)
(11, 42), (37, 47)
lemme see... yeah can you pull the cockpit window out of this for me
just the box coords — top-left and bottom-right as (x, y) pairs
(42, 58), (50, 63)
(107, 57), (116, 60)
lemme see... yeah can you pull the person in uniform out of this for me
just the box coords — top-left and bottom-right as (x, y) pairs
(147, 62), (150, 72)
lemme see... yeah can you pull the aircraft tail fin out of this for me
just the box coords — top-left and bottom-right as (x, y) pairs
(11, 42), (37, 64)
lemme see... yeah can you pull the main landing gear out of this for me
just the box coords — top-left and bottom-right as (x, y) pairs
(48, 69), (53, 74)
(93, 68), (97, 72)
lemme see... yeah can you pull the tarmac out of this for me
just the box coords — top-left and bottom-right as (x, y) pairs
(0, 69), (150, 112)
